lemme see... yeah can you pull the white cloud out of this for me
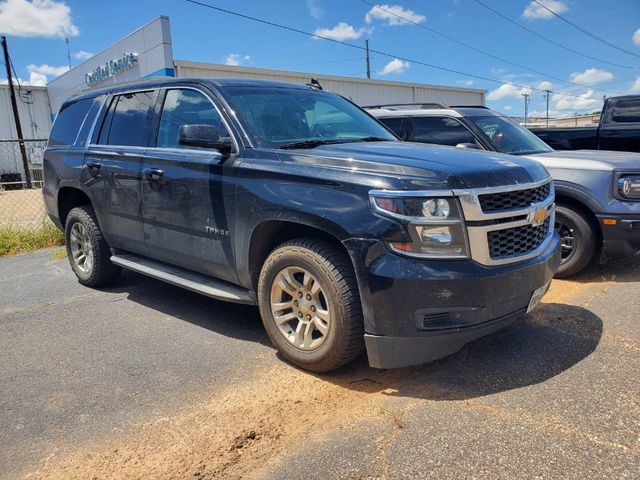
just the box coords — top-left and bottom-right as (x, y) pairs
(569, 68), (614, 85)
(27, 63), (69, 77)
(313, 22), (369, 41)
(553, 90), (602, 111)
(73, 50), (93, 60)
(630, 77), (640, 94)
(537, 81), (553, 91)
(365, 3), (425, 26)
(224, 54), (251, 66)
(307, 0), (323, 20)
(1, 73), (44, 86)
(0, 0), (78, 37)
(378, 58), (409, 75)
(503, 106), (513, 111)
(487, 82), (532, 101)
(457, 79), (477, 86)
(522, 0), (568, 20)
(633, 28), (640, 46)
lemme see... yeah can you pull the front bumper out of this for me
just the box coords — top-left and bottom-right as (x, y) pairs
(346, 233), (561, 369)
(598, 214), (640, 258)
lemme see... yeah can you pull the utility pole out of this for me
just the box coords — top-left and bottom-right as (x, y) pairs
(365, 40), (371, 79)
(544, 89), (551, 127)
(65, 37), (71, 68)
(1, 36), (31, 188)
(521, 92), (530, 126)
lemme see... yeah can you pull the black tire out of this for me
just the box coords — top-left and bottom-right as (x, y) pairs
(554, 205), (597, 278)
(65, 206), (121, 287)
(257, 238), (365, 373)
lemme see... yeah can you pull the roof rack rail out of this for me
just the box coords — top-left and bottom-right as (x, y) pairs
(448, 105), (490, 109)
(364, 102), (449, 110)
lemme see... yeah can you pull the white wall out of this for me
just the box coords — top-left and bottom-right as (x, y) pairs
(0, 85), (51, 140)
(47, 16), (174, 114)
(174, 61), (486, 107)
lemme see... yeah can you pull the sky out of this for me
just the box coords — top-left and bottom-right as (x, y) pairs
(0, 0), (639, 118)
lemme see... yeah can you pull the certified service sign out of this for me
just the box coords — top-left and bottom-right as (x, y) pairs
(85, 53), (138, 87)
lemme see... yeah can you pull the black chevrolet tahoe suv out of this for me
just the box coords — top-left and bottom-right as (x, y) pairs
(43, 78), (561, 372)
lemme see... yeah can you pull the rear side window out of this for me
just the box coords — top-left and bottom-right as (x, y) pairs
(49, 98), (94, 146)
(97, 91), (154, 146)
(611, 99), (640, 123)
(379, 117), (405, 139)
(412, 116), (477, 146)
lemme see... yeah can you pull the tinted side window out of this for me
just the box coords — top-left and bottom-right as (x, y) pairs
(611, 99), (640, 123)
(157, 89), (227, 148)
(379, 117), (404, 139)
(98, 91), (153, 146)
(412, 117), (477, 146)
(49, 98), (94, 146)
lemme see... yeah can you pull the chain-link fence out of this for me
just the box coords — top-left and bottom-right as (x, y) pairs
(0, 139), (49, 229)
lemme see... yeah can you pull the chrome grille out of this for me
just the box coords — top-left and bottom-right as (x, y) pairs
(488, 218), (551, 259)
(455, 179), (555, 266)
(479, 182), (551, 213)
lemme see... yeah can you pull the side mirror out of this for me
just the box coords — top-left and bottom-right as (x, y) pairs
(455, 142), (481, 150)
(178, 124), (231, 153)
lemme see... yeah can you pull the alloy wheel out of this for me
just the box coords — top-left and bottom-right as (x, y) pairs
(270, 266), (331, 351)
(69, 222), (94, 274)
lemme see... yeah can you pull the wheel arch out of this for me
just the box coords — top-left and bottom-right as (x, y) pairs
(57, 186), (93, 228)
(554, 185), (603, 247)
(244, 219), (352, 291)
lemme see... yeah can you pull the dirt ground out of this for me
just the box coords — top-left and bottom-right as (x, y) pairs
(0, 189), (47, 228)
(4, 254), (635, 480)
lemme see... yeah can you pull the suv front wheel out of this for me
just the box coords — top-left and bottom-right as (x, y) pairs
(257, 239), (365, 372)
(65, 206), (121, 287)
(554, 205), (597, 278)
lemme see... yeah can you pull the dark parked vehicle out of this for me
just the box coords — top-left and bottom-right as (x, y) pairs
(529, 95), (640, 152)
(43, 78), (560, 372)
(368, 104), (640, 277)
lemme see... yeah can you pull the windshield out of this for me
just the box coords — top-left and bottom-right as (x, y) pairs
(220, 86), (397, 148)
(469, 115), (553, 155)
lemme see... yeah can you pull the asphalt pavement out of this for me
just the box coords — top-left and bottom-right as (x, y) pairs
(0, 249), (638, 479)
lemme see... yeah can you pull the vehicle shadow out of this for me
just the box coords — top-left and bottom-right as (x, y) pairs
(324, 302), (603, 401)
(572, 254), (640, 284)
(104, 272), (602, 401)
(104, 270), (271, 347)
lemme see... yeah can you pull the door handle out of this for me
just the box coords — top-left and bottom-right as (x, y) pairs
(604, 130), (620, 136)
(144, 168), (164, 181)
(86, 161), (102, 171)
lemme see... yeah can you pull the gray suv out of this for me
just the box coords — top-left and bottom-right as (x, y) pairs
(368, 104), (640, 277)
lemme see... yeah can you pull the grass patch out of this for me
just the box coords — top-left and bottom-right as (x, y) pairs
(0, 223), (64, 257)
(50, 247), (67, 261)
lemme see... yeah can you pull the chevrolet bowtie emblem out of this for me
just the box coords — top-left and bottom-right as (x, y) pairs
(528, 206), (548, 227)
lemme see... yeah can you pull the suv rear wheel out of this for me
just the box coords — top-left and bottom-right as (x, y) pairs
(65, 206), (121, 287)
(554, 205), (597, 278)
(257, 239), (364, 372)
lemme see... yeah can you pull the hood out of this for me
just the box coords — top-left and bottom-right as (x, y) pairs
(277, 142), (549, 190)
(526, 149), (640, 171)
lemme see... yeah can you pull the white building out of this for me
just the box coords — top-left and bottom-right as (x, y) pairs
(45, 16), (485, 115)
(3, 16), (485, 143)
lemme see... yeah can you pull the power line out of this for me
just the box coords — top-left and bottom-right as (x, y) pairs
(359, 0), (627, 93)
(530, 0), (640, 59)
(182, 0), (608, 101)
(472, 0), (636, 70)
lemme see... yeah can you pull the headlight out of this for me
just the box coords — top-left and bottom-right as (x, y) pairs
(618, 175), (640, 199)
(370, 193), (468, 258)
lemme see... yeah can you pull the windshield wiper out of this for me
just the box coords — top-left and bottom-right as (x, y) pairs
(278, 139), (347, 150)
(356, 136), (393, 142)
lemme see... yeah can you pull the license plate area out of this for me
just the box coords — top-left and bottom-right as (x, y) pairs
(527, 282), (550, 314)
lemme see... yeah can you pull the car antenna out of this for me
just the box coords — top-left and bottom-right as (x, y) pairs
(306, 78), (323, 90)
